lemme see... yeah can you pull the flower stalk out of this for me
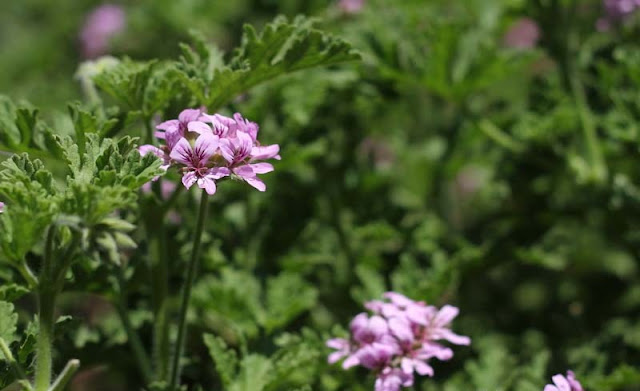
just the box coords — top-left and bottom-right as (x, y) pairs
(168, 189), (210, 390)
(34, 226), (57, 391)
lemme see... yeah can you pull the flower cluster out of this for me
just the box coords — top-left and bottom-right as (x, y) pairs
(338, 0), (365, 14)
(597, 0), (640, 30)
(80, 4), (126, 58)
(327, 292), (470, 391)
(0, 202), (4, 213)
(139, 109), (280, 195)
(503, 18), (541, 49)
(544, 370), (583, 391)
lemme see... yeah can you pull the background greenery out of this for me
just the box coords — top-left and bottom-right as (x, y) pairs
(1, 0), (640, 390)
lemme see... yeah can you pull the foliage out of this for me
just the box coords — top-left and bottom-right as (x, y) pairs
(1, 0), (640, 390)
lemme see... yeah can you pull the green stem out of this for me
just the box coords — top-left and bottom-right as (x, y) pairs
(168, 190), (210, 390)
(35, 226), (57, 391)
(16, 262), (38, 289)
(150, 220), (170, 382)
(47, 359), (80, 391)
(35, 289), (56, 391)
(53, 234), (81, 288)
(0, 337), (28, 382)
(144, 118), (155, 145)
(114, 269), (153, 384)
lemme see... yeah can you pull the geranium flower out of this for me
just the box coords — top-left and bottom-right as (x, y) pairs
(544, 371), (583, 391)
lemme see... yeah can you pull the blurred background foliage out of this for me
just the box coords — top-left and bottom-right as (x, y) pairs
(1, 0), (640, 390)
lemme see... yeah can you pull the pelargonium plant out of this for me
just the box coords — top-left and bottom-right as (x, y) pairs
(138, 108), (280, 389)
(544, 371), (583, 391)
(140, 109), (280, 195)
(327, 292), (470, 391)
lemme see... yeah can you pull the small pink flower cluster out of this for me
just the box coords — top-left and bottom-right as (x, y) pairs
(0, 202), (4, 213)
(327, 292), (470, 391)
(597, 0), (640, 30)
(338, 0), (365, 14)
(503, 18), (541, 49)
(139, 109), (280, 195)
(80, 4), (126, 58)
(544, 371), (583, 391)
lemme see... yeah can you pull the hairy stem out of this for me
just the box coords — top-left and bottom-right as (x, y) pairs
(35, 289), (56, 391)
(48, 359), (80, 391)
(169, 190), (210, 390)
(34, 227), (57, 391)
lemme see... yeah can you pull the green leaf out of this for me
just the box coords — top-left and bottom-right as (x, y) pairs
(0, 301), (18, 345)
(14, 106), (38, 148)
(229, 354), (272, 391)
(178, 16), (359, 110)
(203, 334), (238, 388)
(67, 103), (118, 156)
(192, 269), (264, 338)
(591, 364), (640, 389)
(0, 154), (57, 262)
(93, 58), (156, 112)
(264, 273), (318, 333)
(0, 284), (29, 302)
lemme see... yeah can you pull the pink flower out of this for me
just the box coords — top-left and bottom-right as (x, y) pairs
(503, 18), (540, 49)
(424, 305), (471, 346)
(219, 122), (276, 192)
(339, 0), (365, 14)
(170, 134), (229, 195)
(144, 110), (279, 195)
(80, 4), (126, 58)
(350, 313), (389, 344)
(375, 367), (413, 391)
(156, 109), (202, 151)
(597, 0), (640, 30)
(0, 202), (4, 213)
(326, 338), (351, 365)
(327, 292), (470, 391)
(353, 342), (396, 370)
(544, 371), (583, 391)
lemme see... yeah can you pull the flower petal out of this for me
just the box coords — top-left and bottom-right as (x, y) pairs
(439, 329), (471, 345)
(194, 133), (219, 162)
(188, 121), (212, 135)
(250, 163), (274, 174)
(413, 360), (434, 376)
(251, 144), (280, 160)
(219, 139), (235, 163)
(208, 167), (231, 180)
(552, 374), (571, 391)
(197, 176), (217, 195)
(433, 305), (459, 326)
(181, 171), (197, 190)
(156, 119), (179, 132)
(178, 108), (201, 123)
(244, 177), (266, 191)
(170, 138), (193, 165)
